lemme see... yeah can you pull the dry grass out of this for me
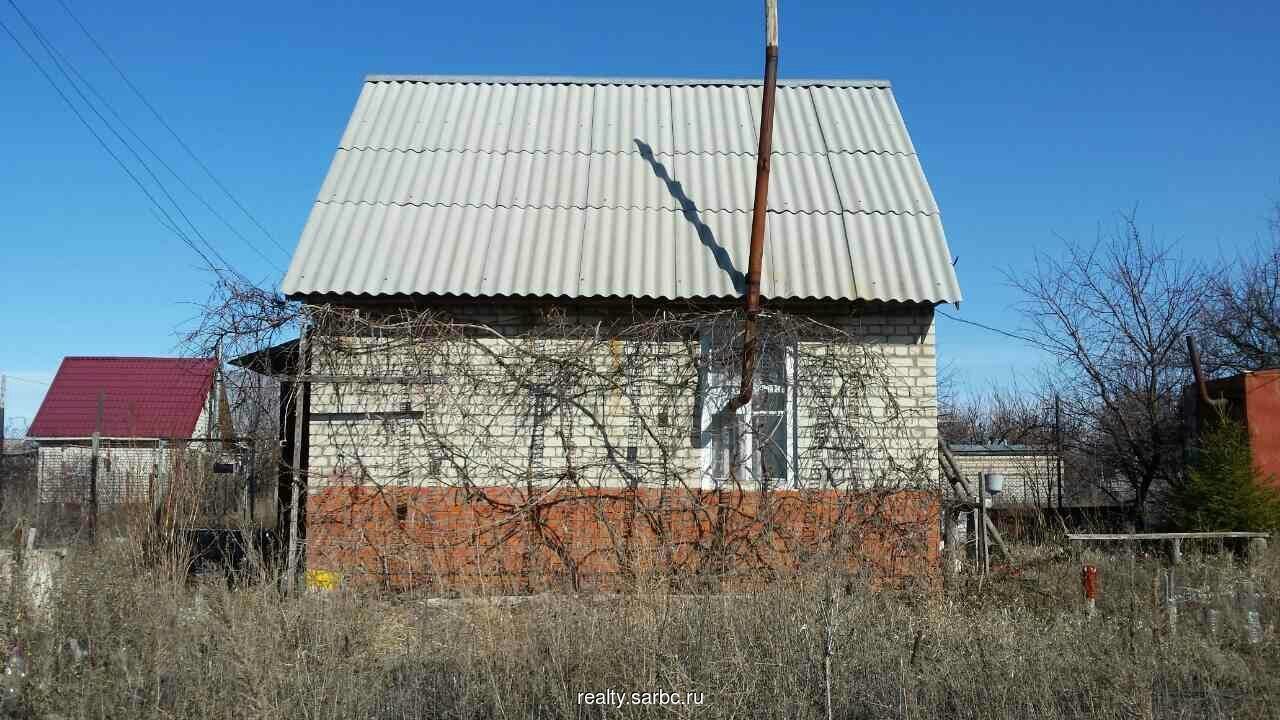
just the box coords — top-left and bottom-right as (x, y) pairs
(2, 538), (1277, 719)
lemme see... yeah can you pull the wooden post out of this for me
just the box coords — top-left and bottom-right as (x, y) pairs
(88, 391), (103, 542)
(1053, 393), (1063, 509)
(1167, 538), (1182, 565)
(284, 331), (309, 593)
(978, 473), (989, 575)
(1240, 579), (1262, 645)
(1247, 536), (1267, 566)
(0, 375), (6, 483)
(822, 582), (835, 720)
(943, 507), (960, 582)
(1162, 568), (1177, 635)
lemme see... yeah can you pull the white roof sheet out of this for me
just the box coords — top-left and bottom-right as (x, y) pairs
(284, 75), (962, 303)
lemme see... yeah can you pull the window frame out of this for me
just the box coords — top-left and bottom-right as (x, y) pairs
(697, 327), (797, 490)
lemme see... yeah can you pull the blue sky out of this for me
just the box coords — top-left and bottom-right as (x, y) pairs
(2, 1), (1277, 433)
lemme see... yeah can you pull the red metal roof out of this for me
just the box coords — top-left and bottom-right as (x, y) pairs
(28, 357), (217, 439)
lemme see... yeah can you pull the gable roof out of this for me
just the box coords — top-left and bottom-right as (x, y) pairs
(28, 357), (217, 439)
(282, 75), (962, 304)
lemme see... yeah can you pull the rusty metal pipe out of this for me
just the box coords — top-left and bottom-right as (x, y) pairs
(735, 2), (780, 408)
(1186, 335), (1211, 406)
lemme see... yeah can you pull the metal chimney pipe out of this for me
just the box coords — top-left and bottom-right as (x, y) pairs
(736, 0), (780, 406)
(1186, 335), (1212, 406)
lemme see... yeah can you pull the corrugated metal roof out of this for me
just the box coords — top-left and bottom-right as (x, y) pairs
(284, 76), (962, 303)
(28, 358), (216, 439)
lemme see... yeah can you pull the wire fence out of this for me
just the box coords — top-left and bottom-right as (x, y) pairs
(3, 438), (272, 545)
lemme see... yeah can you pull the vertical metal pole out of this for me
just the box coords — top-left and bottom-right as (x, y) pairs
(978, 474), (988, 575)
(1, 375), (6, 482)
(89, 391), (103, 543)
(245, 439), (256, 527)
(737, 0), (780, 407)
(983, 474), (993, 573)
(284, 330), (309, 592)
(1053, 393), (1062, 509)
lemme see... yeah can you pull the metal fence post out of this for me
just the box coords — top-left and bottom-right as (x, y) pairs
(88, 391), (103, 543)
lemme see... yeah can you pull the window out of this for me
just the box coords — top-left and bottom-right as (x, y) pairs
(698, 325), (794, 487)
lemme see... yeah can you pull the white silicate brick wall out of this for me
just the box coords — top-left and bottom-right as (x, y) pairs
(35, 395), (216, 506)
(37, 445), (168, 506)
(304, 303), (940, 493)
(951, 452), (1058, 508)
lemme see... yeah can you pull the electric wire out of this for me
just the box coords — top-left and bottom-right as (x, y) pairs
(6, 0), (242, 279)
(0, 12), (223, 274)
(56, 0), (292, 260)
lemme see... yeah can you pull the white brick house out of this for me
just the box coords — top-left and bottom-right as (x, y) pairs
(947, 442), (1060, 508)
(281, 75), (962, 500)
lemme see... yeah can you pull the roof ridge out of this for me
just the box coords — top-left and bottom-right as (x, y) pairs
(364, 74), (892, 89)
(62, 356), (216, 362)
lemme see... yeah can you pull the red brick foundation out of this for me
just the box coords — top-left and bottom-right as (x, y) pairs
(305, 479), (940, 592)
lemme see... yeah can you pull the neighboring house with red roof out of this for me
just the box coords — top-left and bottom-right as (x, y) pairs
(28, 357), (224, 507)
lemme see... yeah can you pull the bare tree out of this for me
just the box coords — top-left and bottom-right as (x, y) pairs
(182, 273), (302, 528)
(937, 377), (1054, 446)
(1010, 216), (1206, 525)
(1200, 203), (1280, 374)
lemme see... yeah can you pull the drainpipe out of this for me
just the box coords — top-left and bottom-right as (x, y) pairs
(734, 0), (780, 411)
(1185, 335), (1224, 430)
(1186, 335), (1211, 408)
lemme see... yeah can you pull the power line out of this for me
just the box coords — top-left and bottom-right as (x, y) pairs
(56, 0), (292, 260)
(37, 4), (284, 272)
(6, 0), (242, 279)
(935, 309), (1055, 352)
(0, 12), (223, 273)
(3, 374), (50, 386)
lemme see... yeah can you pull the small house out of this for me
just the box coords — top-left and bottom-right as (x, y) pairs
(27, 357), (228, 518)
(947, 441), (1060, 508)
(277, 75), (963, 589)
